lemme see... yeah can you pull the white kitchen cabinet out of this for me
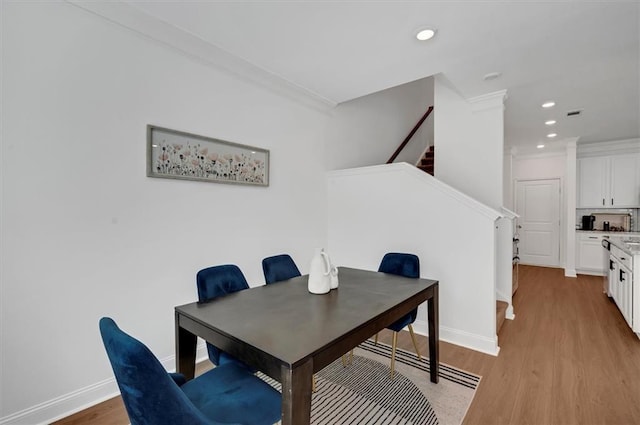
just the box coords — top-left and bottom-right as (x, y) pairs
(608, 256), (617, 298)
(619, 262), (633, 327)
(610, 244), (634, 327)
(576, 233), (607, 274)
(578, 156), (607, 208)
(577, 154), (640, 208)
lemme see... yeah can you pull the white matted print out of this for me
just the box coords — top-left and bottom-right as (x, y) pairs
(147, 125), (269, 186)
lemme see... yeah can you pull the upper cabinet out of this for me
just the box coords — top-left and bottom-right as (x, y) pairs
(578, 154), (640, 208)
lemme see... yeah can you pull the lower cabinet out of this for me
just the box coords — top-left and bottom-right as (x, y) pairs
(610, 244), (635, 330)
(576, 234), (606, 275)
(621, 263), (633, 327)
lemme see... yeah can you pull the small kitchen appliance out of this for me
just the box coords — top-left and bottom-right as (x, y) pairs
(582, 215), (595, 230)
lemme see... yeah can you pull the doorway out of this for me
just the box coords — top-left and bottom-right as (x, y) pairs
(515, 179), (561, 267)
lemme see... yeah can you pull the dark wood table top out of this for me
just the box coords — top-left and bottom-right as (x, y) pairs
(175, 267), (438, 378)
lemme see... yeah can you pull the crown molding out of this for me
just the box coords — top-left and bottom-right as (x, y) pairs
(577, 137), (640, 157)
(469, 89), (508, 112)
(65, 0), (337, 112)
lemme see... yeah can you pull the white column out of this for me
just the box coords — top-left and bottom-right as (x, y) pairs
(565, 139), (578, 277)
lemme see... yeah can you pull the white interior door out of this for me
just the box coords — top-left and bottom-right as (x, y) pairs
(515, 179), (561, 267)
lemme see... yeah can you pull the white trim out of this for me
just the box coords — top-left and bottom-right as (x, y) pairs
(578, 138), (640, 157)
(65, 0), (336, 112)
(468, 89), (508, 112)
(0, 379), (120, 425)
(412, 320), (500, 357)
(500, 207), (519, 219)
(565, 268), (578, 278)
(0, 344), (209, 425)
(328, 163), (503, 221)
(506, 305), (515, 320)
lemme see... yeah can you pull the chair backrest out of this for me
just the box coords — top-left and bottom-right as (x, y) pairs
(99, 317), (210, 425)
(262, 254), (302, 284)
(378, 252), (420, 278)
(196, 264), (249, 365)
(196, 264), (250, 302)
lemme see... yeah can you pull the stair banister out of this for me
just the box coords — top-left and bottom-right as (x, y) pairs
(386, 106), (434, 164)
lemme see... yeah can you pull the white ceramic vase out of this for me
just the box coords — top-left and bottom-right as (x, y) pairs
(308, 248), (331, 294)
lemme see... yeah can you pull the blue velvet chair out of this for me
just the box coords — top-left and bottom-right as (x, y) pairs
(262, 254), (301, 285)
(99, 317), (281, 425)
(376, 252), (422, 378)
(196, 265), (250, 368)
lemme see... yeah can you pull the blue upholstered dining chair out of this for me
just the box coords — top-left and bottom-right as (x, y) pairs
(196, 264), (251, 368)
(99, 317), (281, 425)
(262, 254), (301, 284)
(376, 252), (422, 378)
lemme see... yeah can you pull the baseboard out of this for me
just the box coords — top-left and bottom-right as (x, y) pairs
(413, 319), (500, 357)
(574, 269), (604, 277)
(0, 378), (120, 425)
(0, 343), (209, 425)
(506, 304), (515, 320)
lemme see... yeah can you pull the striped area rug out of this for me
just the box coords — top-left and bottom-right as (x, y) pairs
(260, 340), (480, 425)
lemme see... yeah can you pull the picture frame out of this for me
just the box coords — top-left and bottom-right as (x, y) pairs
(147, 125), (269, 186)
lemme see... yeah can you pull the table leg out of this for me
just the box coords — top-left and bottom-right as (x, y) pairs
(281, 358), (313, 425)
(428, 284), (439, 383)
(175, 313), (197, 380)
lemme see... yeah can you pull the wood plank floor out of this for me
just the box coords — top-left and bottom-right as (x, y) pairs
(54, 265), (640, 425)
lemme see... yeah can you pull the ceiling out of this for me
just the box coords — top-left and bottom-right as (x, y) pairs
(122, 1), (639, 149)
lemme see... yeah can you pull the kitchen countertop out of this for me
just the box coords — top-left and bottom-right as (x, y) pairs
(609, 236), (640, 256)
(574, 230), (640, 255)
(576, 230), (640, 236)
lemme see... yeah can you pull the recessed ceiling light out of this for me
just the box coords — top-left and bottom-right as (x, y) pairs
(547, 133), (557, 138)
(483, 72), (502, 81)
(537, 144), (545, 149)
(542, 101), (556, 108)
(545, 120), (556, 126)
(416, 28), (436, 41)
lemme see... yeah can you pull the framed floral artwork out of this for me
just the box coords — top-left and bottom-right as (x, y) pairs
(147, 125), (269, 186)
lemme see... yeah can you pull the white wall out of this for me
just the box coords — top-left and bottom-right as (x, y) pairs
(433, 75), (506, 210)
(1, 2), (328, 422)
(327, 163), (501, 356)
(326, 77), (433, 170)
(512, 153), (567, 181)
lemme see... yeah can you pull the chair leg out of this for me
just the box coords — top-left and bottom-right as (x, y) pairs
(312, 374), (316, 392)
(374, 332), (379, 345)
(341, 349), (355, 366)
(390, 331), (398, 378)
(407, 324), (422, 360)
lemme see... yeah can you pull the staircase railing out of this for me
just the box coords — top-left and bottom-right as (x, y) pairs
(386, 106), (434, 164)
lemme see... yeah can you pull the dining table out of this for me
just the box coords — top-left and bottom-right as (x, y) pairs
(175, 266), (439, 425)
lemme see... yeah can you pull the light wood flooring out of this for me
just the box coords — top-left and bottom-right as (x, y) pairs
(54, 265), (640, 425)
